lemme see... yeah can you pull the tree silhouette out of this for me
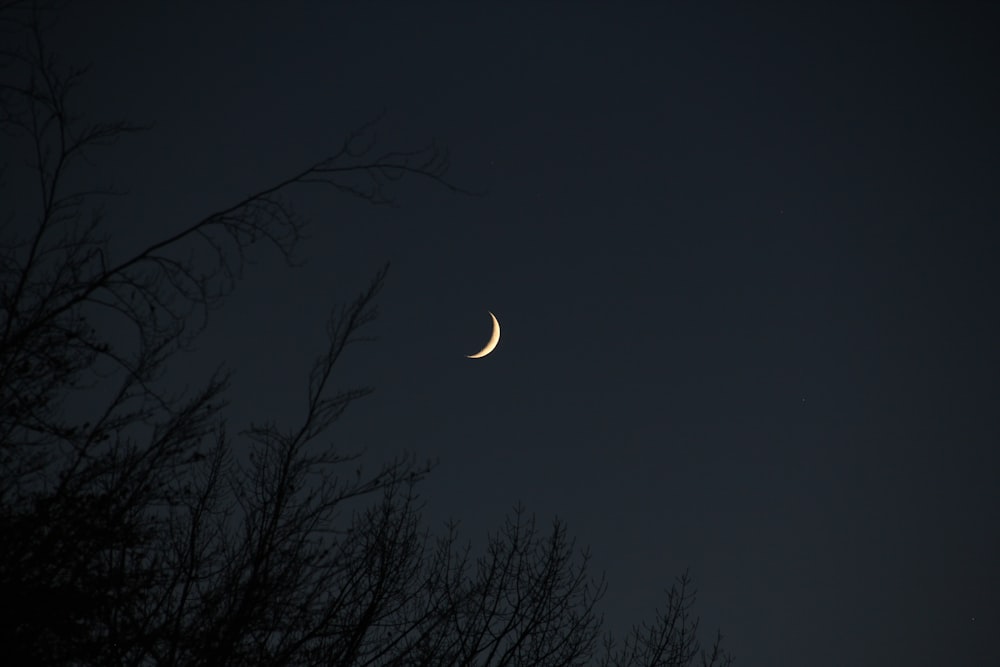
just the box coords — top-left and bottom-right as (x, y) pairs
(0, 5), (732, 666)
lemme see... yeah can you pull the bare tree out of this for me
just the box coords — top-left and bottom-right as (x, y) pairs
(0, 5), (732, 666)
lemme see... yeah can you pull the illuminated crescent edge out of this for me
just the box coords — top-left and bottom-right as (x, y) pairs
(467, 311), (500, 358)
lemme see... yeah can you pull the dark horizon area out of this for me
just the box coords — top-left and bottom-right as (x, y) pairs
(15, 1), (999, 664)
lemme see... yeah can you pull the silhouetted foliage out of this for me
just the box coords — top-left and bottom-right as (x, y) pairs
(0, 4), (732, 666)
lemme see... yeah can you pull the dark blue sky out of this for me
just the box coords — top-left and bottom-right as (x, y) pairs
(52, 1), (998, 664)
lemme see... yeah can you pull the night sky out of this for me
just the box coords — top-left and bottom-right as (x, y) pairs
(48, 2), (998, 664)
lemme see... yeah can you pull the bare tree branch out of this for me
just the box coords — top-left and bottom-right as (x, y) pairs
(0, 6), (731, 667)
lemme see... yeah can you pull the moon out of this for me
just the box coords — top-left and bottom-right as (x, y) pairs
(467, 311), (500, 359)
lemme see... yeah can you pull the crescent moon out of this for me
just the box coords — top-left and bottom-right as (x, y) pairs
(467, 311), (500, 359)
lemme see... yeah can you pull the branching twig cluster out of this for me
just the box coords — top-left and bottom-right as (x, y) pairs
(0, 5), (731, 666)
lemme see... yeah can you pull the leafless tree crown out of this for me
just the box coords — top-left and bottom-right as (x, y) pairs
(0, 5), (732, 666)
